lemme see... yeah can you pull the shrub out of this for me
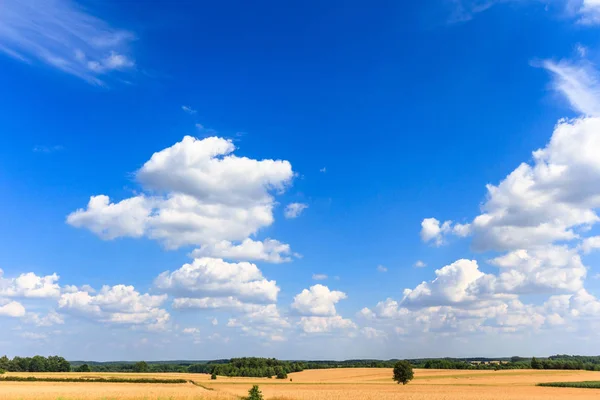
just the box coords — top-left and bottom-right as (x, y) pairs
(276, 371), (287, 379)
(247, 385), (263, 400)
(211, 373), (217, 380)
(0, 368), (5, 375)
(393, 360), (414, 385)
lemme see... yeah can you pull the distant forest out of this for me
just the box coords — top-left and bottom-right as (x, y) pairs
(4, 355), (600, 376)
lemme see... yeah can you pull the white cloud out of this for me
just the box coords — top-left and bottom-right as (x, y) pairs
(361, 326), (386, 339)
(25, 310), (64, 327)
(402, 259), (485, 308)
(211, 318), (218, 326)
(543, 60), (600, 116)
(155, 257), (279, 303)
(0, 269), (61, 298)
(58, 285), (169, 330)
(291, 284), (347, 316)
(67, 195), (151, 240)
(182, 106), (197, 114)
(67, 136), (295, 250)
(420, 218), (468, 246)
(312, 274), (328, 281)
(464, 117), (600, 252)
(183, 327), (200, 334)
(298, 316), (356, 333)
(357, 307), (376, 319)
(414, 260), (427, 268)
(581, 235), (600, 253)
(320, 167), (327, 173)
(285, 203), (308, 219)
(578, 0), (600, 24)
(0, 0), (135, 84)
(21, 332), (47, 340)
(0, 300), (26, 317)
(191, 238), (294, 263)
(483, 246), (587, 294)
(377, 265), (388, 273)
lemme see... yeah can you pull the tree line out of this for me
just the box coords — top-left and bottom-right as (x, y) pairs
(8, 354), (600, 376)
(0, 355), (70, 372)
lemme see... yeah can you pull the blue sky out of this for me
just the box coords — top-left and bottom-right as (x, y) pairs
(3, 0), (600, 360)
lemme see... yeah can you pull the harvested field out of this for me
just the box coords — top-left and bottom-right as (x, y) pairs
(3, 368), (600, 399)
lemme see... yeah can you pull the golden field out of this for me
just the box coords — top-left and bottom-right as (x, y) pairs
(3, 368), (600, 400)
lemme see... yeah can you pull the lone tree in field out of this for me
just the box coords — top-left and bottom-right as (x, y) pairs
(393, 360), (414, 385)
(246, 385), (263, 400)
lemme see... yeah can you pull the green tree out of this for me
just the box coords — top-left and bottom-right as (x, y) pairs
(276, 370), (287, 379)
(211, 373), (217, 380)
(29, 355), (47, 372)
(0, 356), (9, 371)
(133, 361), (149, 373)
(246, 385), (263, 400)
(393, 360), (414, 385)
(76, 364), (91, 372)
(531, 357), (541, 369)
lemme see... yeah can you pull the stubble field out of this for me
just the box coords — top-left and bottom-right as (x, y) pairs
(2, 368), (600, 400)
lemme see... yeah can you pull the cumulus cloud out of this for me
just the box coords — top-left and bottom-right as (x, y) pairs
(0, 300), (26, 317)
(0, 269), (61, 298)
(58, 285), (169, 330)
(67, 136), (295, 250)
(402, 260), (489, 308)
(191, 238), (294, 263)
(291, 284), (347, 316)
(155, 257), (279, 303)
(0, 0), (135, 84)
(284, 203), (308, 219)
(298, 316), (356, 333)
(420, 218), (469, 246)
(580, 235), (600, 254)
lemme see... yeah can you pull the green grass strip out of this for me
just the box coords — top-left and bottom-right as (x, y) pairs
(538, 381), (600, 389)
(0, 376), (187, 384)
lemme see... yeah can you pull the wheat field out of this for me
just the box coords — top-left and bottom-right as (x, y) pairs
(2, 368), (600, 400)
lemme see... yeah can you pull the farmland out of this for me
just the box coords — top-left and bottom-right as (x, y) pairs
(3, 368), (600, 400)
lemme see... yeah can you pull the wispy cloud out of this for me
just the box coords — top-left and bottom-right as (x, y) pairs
(33, 145), (64, 153)
(182, 105), (197, 115)
(0, 0), (136, 85)
(376, 265), (388, 273)
(542, 59), (600, 116)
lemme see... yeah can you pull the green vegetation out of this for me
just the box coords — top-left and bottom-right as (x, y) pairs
(276, 370), (288, 379)
(4, 353), (598, 377)
(0, 376), (187, 384)
(133, 361), (149, 373)
(538, 381), (600, 389)
(0, 355), (70, 372)
(246, 385), (264, 400)
(393, 361), (414, 385)
(0, 368), (4, 375)
(189, 357), (304, 378)
(75, 364), (91, 373)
